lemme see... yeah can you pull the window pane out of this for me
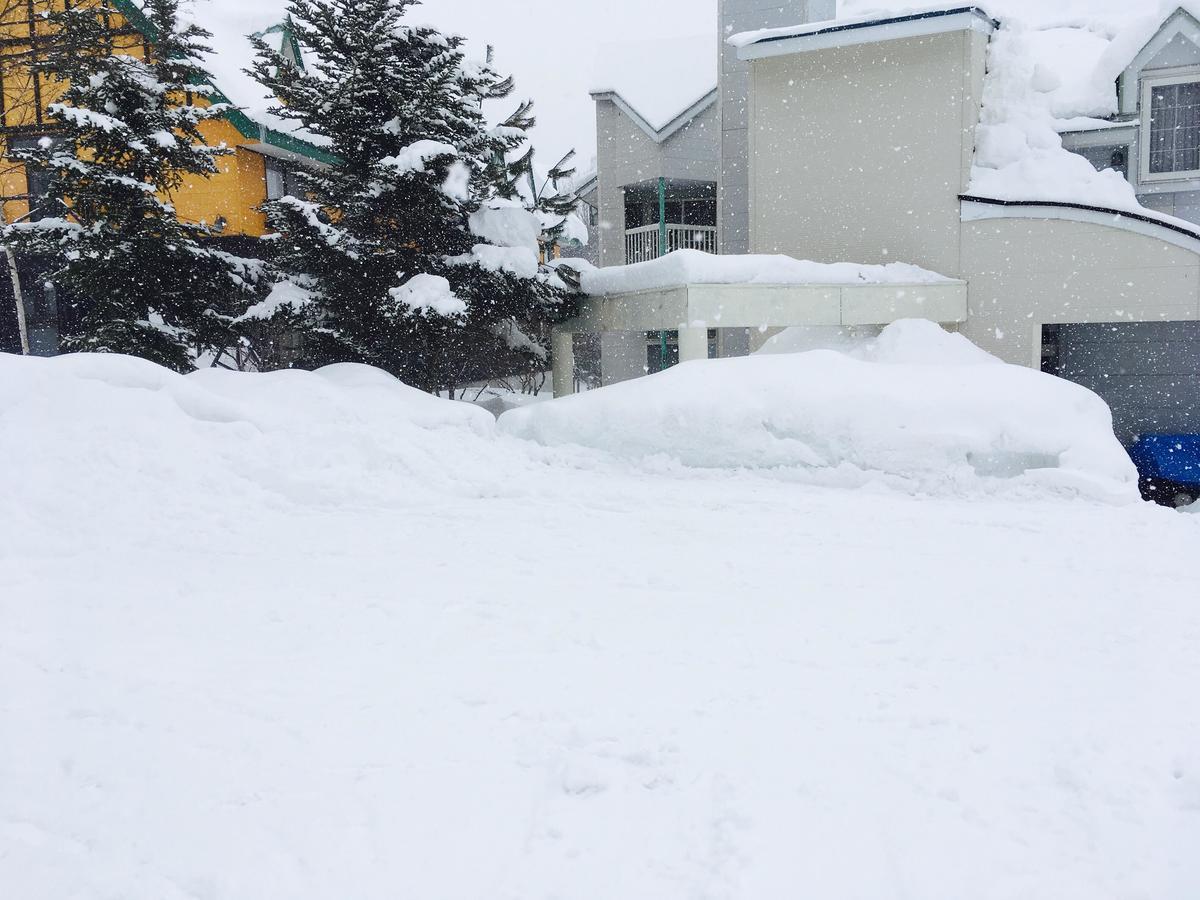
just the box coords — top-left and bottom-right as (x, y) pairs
(1150, 81), (1200, 175)
(265, 160), (286, 200)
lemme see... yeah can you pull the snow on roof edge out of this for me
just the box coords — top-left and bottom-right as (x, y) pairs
(576, 250), (956, 297)
(728, 4), (996, 49)
(589, 85), (718, 139)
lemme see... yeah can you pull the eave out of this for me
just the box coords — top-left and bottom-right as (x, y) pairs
(733, 6), (998, 61)
(589, 87), (717, 145)
(110, 0), (333, 165)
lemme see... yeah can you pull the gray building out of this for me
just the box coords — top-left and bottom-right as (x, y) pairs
(570, 3), (1200, 471)
(587, 87), (720, 269)
(1060, 7), (1200, 227)
(588, 1), (838, 268)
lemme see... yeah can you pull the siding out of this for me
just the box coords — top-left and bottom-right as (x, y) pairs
(961, 216), (1200, 367)
(747, 29), (988, 277)
(593, 98), (719, 267)
(719, 0), (834, 256)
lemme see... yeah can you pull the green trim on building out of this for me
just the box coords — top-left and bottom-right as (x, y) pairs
(257, 20), (307, 74)
(110, 0), (158, 41)
(109, 0), (332, 164)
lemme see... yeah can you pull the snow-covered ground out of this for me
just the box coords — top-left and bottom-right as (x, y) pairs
(2, 344), (1199, 899)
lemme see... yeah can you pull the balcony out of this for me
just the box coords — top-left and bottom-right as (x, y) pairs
(622, 177), (717, 265)
(624, 223), (718, 264)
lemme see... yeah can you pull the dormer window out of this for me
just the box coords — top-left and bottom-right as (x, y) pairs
(1143, 73), (1200, 180)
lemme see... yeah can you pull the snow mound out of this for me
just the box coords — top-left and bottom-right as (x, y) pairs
(0, 353), (497, 514)
(758, 319), (1001, 366)
(580, 249), (952, 296)
(500, 322), (1138, 500)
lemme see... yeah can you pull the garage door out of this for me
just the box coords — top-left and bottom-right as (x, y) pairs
(1042, 322), (1200, 444)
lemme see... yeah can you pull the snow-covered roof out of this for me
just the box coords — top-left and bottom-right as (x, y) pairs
(732, 1), (1200, 236)
(575, 249), (954, 296)
(589, 35), (717, 140)
(728, 5), (997, 51)
(115, 0), (332, 159)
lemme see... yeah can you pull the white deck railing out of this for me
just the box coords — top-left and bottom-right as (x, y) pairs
(624, 224), (718, 264)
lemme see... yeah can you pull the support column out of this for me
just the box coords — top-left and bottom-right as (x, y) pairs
(551, 329), (575, 398)
(678, 326), (709, 364)
(657, 176), (667, 258)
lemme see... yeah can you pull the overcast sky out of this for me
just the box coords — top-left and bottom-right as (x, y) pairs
(412, 0), (718, 178)
(355, 0), (1149, 182)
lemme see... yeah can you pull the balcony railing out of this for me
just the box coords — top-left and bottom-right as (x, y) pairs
(625, 224), (718, 264)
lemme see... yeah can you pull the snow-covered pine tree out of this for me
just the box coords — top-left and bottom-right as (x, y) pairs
(249, 0), (576, 393)
(4, 0), (258, 372)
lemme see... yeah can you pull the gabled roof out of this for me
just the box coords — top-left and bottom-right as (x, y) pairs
(574, 172), (597, 200)
(589, 87), (717, 145)
(1104, 5), (1200, 114)
(588, 34), (716, 144)
(732, 6), (998, 59)
(113, 0), (333, 164)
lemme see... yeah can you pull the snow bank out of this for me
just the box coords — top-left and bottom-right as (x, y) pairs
(5, 348), (1198, 900)
(0, 353), (496, 512)
(757, 319), (1002, 366)
(579, 249), (952, 295)
(501, 320), (1138, 500)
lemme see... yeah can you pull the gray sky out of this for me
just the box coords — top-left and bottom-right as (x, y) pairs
(414, 0), (718, 178)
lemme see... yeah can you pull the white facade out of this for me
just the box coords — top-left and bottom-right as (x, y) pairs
(575, 4), (1200, 445)
(736, 8), (1200, 372)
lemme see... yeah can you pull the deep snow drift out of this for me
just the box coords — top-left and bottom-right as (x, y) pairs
(501, 321), (1138, 500)
(2, 343), (1198, 900)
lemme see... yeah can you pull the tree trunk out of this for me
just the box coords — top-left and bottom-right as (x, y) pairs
(4, 243), (30, 355)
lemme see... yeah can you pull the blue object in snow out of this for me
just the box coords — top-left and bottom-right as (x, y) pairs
(1128, 434), (1200, 486)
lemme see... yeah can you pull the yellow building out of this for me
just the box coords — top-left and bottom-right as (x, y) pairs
(0, 0), (330, 234)
(0, 0), (330, 351)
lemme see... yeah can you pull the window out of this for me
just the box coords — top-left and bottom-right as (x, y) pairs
(1076, 145), (1129, 179)
(9, 135), (59, 219)
(1143, 75), (1200, 179)
(264, 156), (297, 200)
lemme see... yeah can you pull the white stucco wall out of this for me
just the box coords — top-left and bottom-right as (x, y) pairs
(747, 28), (988, 277)
(960, 215), (1200, 366)
(719, 0), (835, 257)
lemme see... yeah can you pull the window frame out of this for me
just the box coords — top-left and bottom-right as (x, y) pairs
(263, 155), (296, 201)
(1140, 71), (1200, 183)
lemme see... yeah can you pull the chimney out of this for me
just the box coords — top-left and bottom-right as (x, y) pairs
(719, 1), (835, 256)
